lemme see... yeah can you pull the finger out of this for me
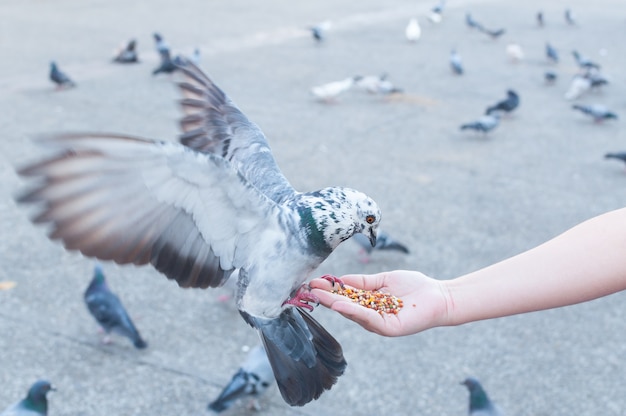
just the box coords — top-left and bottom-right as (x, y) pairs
(310, 287), (347, 307)
(339, 273), (387, 291)
(309, 277), (335, 291)
(331, 301), (387, 335)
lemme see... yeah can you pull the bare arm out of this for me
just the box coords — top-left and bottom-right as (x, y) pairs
(310, 207), (626, 336)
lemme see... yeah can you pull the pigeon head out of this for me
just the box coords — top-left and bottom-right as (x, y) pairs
(461, 377), (493, 411)
(91, 263), (107, 287)
(23, 380), (55, 413)
(606, 112), (618, 120)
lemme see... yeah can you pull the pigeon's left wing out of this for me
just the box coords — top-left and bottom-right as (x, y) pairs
(174, 58), (294, 203)
(16, 133), (286, 289)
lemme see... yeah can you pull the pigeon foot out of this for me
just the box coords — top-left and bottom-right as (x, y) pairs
(320, 274), (345, 288)
(283, 285), (320, 311)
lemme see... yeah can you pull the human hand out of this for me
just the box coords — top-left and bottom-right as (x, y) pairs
(310, 270), (450, 337)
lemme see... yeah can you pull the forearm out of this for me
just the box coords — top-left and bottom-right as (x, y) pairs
(443, 208), (626, 326)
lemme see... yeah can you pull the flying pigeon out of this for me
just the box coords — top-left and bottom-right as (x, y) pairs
(112, 39), (139, 64)
(153, 32), (170, 56)
(405, 18), (421, 42)
(572, 104), (618, 122)
(208, 345), (274, 413)
(572, 50), (600, 70)
(16, 57), (381, 407)
(49, 61), (75, 89)
(461, 378), (503, 416)
(450, 49), (464, 75)
(505, 43), (524, 62)
(565, 9), (576, 25)
(310, 21), (331, 43)
(352, 230), (409, 263)
(546, 43), (558, 63)
(485, 90), (519, 115)
(564, 75), (591, 100)
(84, 264), (148, 349)
(604, 152), (626, 166)
(311, 77), (358, 102)
(465, 13), (482, 30)
(0, 380), (55, 416)
(460, 114), (500, 134)
(536, 11), (544, 27)
(152, 49), (178, 76)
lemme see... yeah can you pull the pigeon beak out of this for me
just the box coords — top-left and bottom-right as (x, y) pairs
(369, 229), (377, 247)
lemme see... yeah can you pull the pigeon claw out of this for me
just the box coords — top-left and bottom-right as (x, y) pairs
(283, 285), (320, 311)
(320, 274), (345, 288)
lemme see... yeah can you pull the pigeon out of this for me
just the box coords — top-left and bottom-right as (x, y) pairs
(461, 378), (502, 416)
(191, 48), (201, 66)
(505, 43), (524, 62)
(112, 39), (139, 63)
(544, 71), (558, 84)
(572, 50), (600, 70)
(536, 11), (544, 27)
(311, 77), (358, 102)
(405, 18), (421, 42)
(428, 0), (445, 23)
(485, 90), (519, 116)
(584, 69), (609, 89)
(450, 49), (464, 75)
(153, 32), (170, 56)
(480, 27), (505, 39)
(152, 49), (178, 76)
(565, 8), (576, 25)
(0, 380), (55, 416)
(16, 57), (381, 407)
(460, 114), (500, 134)
(604, 152), (626, 166)
(49, 61), (75, 89)
(84, 264), (148, 349)
(546, 43), (558, 63)
(564, 75), (591, 100)
(355, 74), (401, 95)
(353, 230), (409, 263)
(310, 21), (331, 43)
(465, 13), (482, 30)
(208, 345), (274, 413)
(572, 104), (618, 122)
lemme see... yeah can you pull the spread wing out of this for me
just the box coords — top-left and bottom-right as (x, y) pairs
(174, 58), (295, 203)
(16, 133), (287, 289)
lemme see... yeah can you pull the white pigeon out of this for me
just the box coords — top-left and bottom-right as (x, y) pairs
(16, 58), (381, 407)
(208, 345), (274, 413)
(405, 18), (421, 42)
(450, 49), (464, 75)
(355, 74), (401, 95)
(564, 75), (591, 100)
(310, 77), (357, 102)
(505, 43), (524, 62)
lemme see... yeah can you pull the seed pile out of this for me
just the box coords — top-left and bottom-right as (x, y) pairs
(332, 286), (403, 315)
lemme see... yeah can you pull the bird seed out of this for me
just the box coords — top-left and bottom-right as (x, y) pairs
(332, 286), (403, 315)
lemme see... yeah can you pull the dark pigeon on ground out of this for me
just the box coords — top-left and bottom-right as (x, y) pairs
(572, 50), (600, 70)
(605, 152), (626, 166)
(480, 27), (505, 39)
(353, 230), (409, 263)
(565, 8), (576, 25)
(461, 377), (502, 416)
(0, 380), (55, 416)
(544, 71), (557, 84)
(546, 43), (558, 63)
(84, 264), (148, 349)
(152, 49), (178, 76)
(486, 90), (519, 115)
(49, 61), (75, 89)
(536, 11), (544, 27)
(113, 39), (139, 63)
(208, 345), (274, 413)
(572, 104), (617, 122)
(460, 114), (500, 134)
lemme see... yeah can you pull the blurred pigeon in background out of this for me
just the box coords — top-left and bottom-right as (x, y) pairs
(480, 27), (505, 40)
(544, 71), (557, 84)
(355, 74), (402, 95)
(208, 345), (274, 413)
(485, 90), (519, 116)
(461, 378), (502, 416)
(572, 104), (618, 122)
(536, 11), (544, 27)
(428, 0), (445, 23)
(0, 380), (55, 416)
(604, 152), (626, 167)
(505, 43), (524, 62)
(153, 32), (170, 56)
(450, 49), (464, 75)
(546, 43), (558, 63)
(353, 230), (409, 263)
(310, 20), (331, 43)
(16, 58), (381, 407)
(405, 18), (421, 42)
(49, 61), (75, 89)
(112, 39), (139, 63)
(461, 114), (500, 134)
(84, 264), (148, 349)
(565, 8), (576, 25)
(311, 77), (358, 102)
(152, 49), (178, 76)
(465, 13), (482, 30)
(191, 48), (201, 66)
(564, 75), (591, 100)
(572, 50), (600, 70)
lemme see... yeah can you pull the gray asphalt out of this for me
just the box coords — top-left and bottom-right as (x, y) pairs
(1, 0), (625, 415)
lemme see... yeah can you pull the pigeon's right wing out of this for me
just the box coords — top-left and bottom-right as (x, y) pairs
(16, 133), (288, 290)
(174, 58), (295, 203)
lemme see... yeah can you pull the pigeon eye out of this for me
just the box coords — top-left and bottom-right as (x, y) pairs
(366, 215), (376, 224)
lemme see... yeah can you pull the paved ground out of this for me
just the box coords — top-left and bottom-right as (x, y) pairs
(1, 0), (625, 415)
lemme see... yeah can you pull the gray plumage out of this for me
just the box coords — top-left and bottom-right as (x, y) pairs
(572, 104), (617, 122)
(113, 39), (139, 63)
(565, 8), (576, 25)
(461, 378), (502, 416)
(208, 345), (274, 413)
(16, 57), (381, 407)
(152, 49), (178, 76)
(0, 380), (54, 416)
(485, 90), (519, 115)
(49, 61), (75, 89)
(460, 114), (500, 133)
(152, 32), (169, 56)
(480, 27), (505, 39)
(544, 71), (557, 84)
(450, 49), (463, 75)
(605, 152), (626, 165)
(84, 264), (147, 349)
(572, 50), (600, 70)
(536, 11), (544, 27)
(546, 43), (558, 63)
(465, 13), (482, 30)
